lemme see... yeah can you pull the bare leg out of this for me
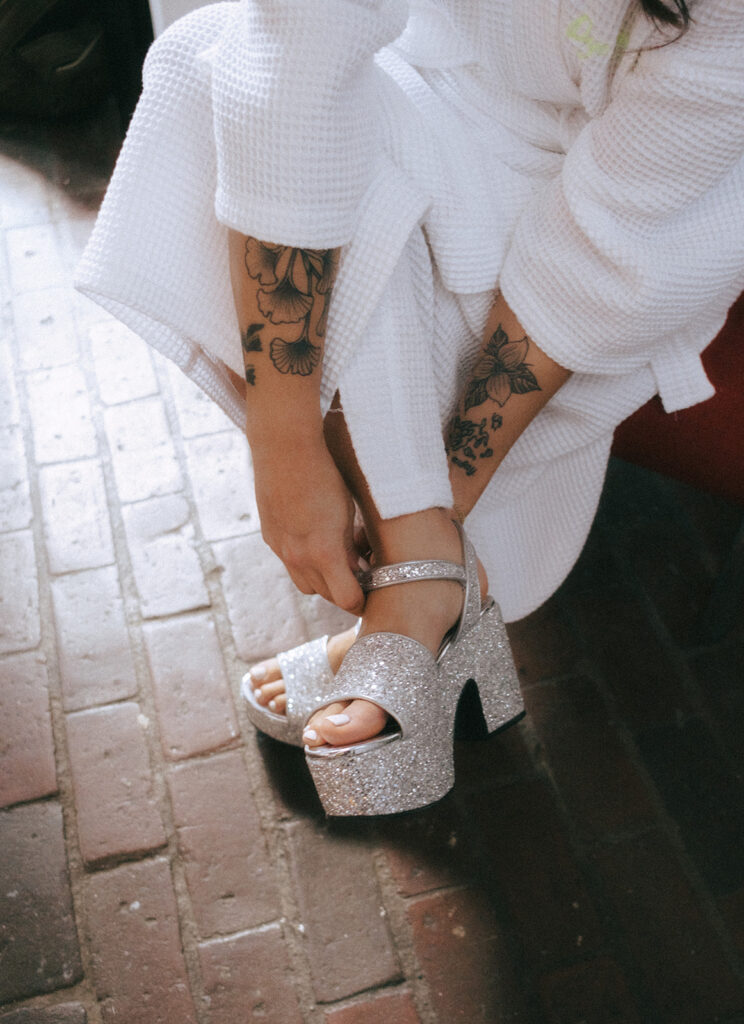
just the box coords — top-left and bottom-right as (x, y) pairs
(250, 396), (488, 747)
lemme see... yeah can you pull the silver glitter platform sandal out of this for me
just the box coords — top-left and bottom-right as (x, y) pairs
(305, 523), (524, 816)
(240, 635), (340, 747)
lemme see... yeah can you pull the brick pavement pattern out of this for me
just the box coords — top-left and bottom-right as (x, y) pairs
(1, 102), (743, 1024)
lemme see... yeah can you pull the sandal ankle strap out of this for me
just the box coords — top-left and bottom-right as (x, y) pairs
(356, 559), (467, 592)
(355, 522), (482, 641)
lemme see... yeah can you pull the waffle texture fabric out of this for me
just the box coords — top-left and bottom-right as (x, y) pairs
(76, 0), (744, 621)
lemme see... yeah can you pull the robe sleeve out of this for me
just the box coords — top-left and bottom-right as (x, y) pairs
(498, 1), (744, 406)
(201, 0), (408, 248)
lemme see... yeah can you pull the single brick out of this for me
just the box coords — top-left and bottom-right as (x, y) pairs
(5, 223), (69, 293)
(184, 431), (258, 541)
(287, 818), (400, 1002)
(0, 1005), (87, 1024)
(51, 566), (138, 711)
(408, 888), (527, 1023)
(104, 397), (182, 503)
(13, 287), (79, 370)
(524, 676), (656, 840)
(143, 614), (238, 761)
(0, 802), (82, 1002)
(26, 365), (97, 464)
(0, 652), (56, 807)
(0, 423), (32, 531)
(89, 320), (158, 405)
(0, 339), (21, 426)
(66, 702), (165, 865)
(538, 957), (641, 1024)
(213, 534), (306, 662)
(636, 718), (744, 897)
(324, 990), (421, 1024)
(592, 830), (744, 1023)
(122, 495), (209, 618)
(168, 363), (234, 437)
(167, 751), (280, 937)
(198, 926), (302, 1024)
(39, 461), (115, 574)
(84, 858), (197, 1024)
(0, 530), (40, 654)
(505, 592), (580, 686)
(378, 797), (470, 898)
(460, 777), (605, 969)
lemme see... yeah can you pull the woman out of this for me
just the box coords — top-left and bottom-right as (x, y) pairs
(76, 0), (744, 815)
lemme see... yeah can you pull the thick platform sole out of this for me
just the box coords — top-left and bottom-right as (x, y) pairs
(306, 729), (455, 816)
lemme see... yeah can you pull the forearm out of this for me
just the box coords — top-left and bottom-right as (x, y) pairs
(446, 291), (571, 520)
(227, 229), (339, 450)
(228, 230), (363, 612)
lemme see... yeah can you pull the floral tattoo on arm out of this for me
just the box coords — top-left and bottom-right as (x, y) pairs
(241, 240), (337, 384)
(446, 324), (540, 476)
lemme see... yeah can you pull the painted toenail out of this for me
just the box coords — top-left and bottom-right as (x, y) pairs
(268, 698), (277, 711)
(325, 713), (351, 726)
(251, 665), (267, 680)
(303, 728), (318, 741)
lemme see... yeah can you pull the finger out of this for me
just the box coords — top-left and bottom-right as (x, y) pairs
(286, 568), (315, 596)
(325, 565), (364, 616)
(288, 564), (337, 606)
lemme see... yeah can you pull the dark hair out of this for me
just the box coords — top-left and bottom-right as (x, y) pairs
(639, 0), (691, 29)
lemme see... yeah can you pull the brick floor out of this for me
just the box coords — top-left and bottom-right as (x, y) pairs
(1, 97), (743, 1024)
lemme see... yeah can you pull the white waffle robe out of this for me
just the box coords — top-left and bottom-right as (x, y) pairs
(76, 0), (744, 620)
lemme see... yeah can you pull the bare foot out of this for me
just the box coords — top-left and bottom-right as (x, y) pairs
(249, 513), (487, 748)
(249, 624), (359, 716)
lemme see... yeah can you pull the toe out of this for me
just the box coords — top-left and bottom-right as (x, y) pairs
(249, 658), (282, 687)
(303, 701), (349, 747)
(270, 693), (287, 714)
(315, 698), (388, 747)
(254, 680), (285, 706)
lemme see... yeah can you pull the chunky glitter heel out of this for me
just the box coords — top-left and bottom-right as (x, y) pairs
(305, 524), (523, 816)
(440, 599), (524, 735)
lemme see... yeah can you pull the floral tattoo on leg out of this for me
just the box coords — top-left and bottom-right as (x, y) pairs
(446, 324), (540, 476)
(464, 325), (540, 411)
(243, 240), (337, 377)
(446, 413), (502, 476)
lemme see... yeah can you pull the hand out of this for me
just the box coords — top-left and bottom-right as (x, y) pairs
(251, 435), (365, 616)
